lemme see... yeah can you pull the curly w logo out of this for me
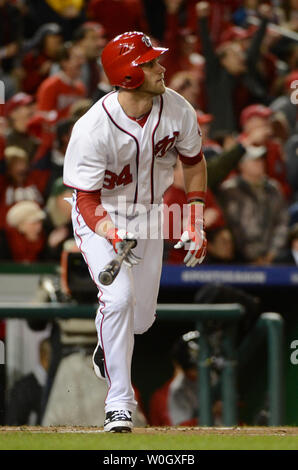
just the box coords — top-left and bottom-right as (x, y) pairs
(119, 44), (134, 56)
(154, 132), (179, 159)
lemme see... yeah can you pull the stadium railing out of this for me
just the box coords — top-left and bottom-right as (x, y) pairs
(0, 301), (284, 426)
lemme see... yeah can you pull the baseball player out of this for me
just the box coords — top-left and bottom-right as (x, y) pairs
(63, 31), (207, 432)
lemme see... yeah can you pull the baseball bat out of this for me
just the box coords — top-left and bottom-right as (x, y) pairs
(98, 239), (137, 285)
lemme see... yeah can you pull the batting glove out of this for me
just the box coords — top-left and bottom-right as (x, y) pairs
(174, 202), (207, 267)
(106, 228), (140, 267)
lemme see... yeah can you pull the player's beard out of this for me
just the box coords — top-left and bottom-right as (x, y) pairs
(154, 78), (166, 95)
(138, 78), (166, 97)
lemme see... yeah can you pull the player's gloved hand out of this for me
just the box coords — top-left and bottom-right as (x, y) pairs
(106, 228), (140, 267)
(174, 202), (207, 267)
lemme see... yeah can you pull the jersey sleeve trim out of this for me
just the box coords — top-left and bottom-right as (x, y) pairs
(63, 182), (101, 192)
(179, 150), (203, 166)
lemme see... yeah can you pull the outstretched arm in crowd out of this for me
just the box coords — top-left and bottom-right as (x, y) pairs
(196, 2), (220, 78)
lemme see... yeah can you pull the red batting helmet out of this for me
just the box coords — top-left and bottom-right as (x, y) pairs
(101, 31), (168, 89)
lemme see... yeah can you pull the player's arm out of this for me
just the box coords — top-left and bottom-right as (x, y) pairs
(174, 156), (207, 266)
(173, 97), (208, 266)
(182, 156), (207, 203)
(76, 189), (114, 236)
(76, 190), (139, 267)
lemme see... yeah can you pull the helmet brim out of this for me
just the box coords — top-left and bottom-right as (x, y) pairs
(133, 47), (168, 66)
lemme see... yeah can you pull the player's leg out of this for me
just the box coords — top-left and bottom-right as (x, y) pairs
(132, 238), (164, 334)
(72, 201), (138, 421)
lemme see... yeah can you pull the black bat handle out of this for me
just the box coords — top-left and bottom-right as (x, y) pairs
(98, 239), (137, 286)
(99, 259), (121, 286)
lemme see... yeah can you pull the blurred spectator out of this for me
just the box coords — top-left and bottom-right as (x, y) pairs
(6, 338), (51, 425)
(277, 0), (298, 33)
(4, 94), (53, 183)
(285, 133), (298, 202)
(219, 24), (256, 50)
(149, 330), (218, 426)
(169, 70), (204, 110)
(91, 69), (113, 103)
(0, 145), (49, 236)
(233, 0), (278, 27)
(5, 92), (39, 162)
(44, 0), (85, 19)
(197, 2), (276, 136)
(268, 0), (298, 75)
(69, 98), (92, 119)
(46, 117), (75, 191)
(158, 0), (240, 51)
(2, 146), (30, 187)
(218, 148), (289, 264)
(240, 103), (291, 198)
(270, 69), (298, 139)
(161, 1), (205, 84)
(202, 131), (266, 192)
(205, 226), (236, 264)
(24, 0), (86, 41)
(0, 0), (23, 99)
(21, 23), (63, 95)
(276, 223), (298, 265)
(44, 178), (73, 261)
(196, 111), (222, 159)
(87, 0), (148, 41)
(194, 281), (261, 347)
(287, 223), (298, 266)
(5, 200), (47, 262)
(73, 22), (107, 98)
(36, 42), (86, 121)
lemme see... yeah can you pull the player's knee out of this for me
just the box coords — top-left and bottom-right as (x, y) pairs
(134, 314), (156, 335)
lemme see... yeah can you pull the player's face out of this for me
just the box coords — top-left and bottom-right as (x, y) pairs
(138, 58), (166, 96)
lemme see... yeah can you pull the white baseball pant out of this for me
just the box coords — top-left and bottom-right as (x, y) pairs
(71, 198), (163, 413)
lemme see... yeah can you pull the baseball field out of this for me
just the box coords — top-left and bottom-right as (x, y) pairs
(0, 426), (298, 450)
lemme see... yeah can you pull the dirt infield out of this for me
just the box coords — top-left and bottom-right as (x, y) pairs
(1, 426), (298, 436)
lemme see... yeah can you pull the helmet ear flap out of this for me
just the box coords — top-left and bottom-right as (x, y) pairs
(120, 65), (145, 89)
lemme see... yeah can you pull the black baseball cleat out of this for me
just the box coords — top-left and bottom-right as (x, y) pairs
(92, 342), (106, 380)
(104, 410), (133, 433)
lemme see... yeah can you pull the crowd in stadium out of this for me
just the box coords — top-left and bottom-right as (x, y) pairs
(0, 0), (297, 429)
(0, 0), (297, 266)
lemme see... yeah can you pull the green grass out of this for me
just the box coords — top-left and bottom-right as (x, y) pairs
(0, 432), (298, 450)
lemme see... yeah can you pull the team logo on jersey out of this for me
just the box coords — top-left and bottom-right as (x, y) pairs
(154, 132), (179, 159)
(142, 35), (152, 48)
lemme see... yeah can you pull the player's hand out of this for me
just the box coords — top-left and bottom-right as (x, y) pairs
(106, 228), (140, 267)
(174, 203), (207, 267)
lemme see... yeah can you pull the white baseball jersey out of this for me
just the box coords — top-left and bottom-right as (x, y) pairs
(63, 87), (202, 207)
(63, 87), (202, 416)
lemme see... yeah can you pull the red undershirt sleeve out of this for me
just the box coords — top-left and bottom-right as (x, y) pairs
(76, 190), (112, 233)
